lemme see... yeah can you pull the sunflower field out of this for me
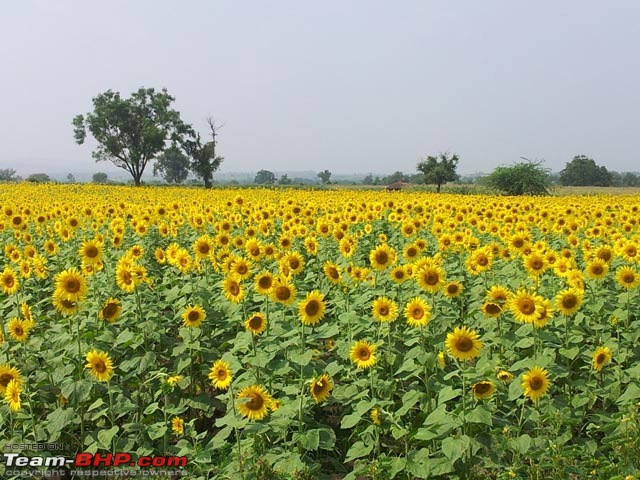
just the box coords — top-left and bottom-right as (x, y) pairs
(1, 183), (640, 479)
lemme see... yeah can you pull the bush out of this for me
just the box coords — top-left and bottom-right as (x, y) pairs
(482, 161), (551, 195)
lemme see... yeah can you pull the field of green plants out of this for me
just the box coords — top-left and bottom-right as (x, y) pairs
(1, 184), (639, 479)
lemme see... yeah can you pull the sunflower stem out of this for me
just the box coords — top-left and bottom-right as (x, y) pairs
(107, 380), (116, 453)
(228, 383), (246, 480)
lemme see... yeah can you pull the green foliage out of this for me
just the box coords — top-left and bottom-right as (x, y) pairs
(278, 174), (292, 185)
(483, 160), (551, 195)
(92, 172), (108, 183)
(0, 168), (17, 182)
(183, 118), (223, 189)
(417, 153), (460, 192)
(153, 146), (190, 184)
(255, 170), (276, 185)
(560, 155), (613, 186)
(317, 169), (332, 184)
(26, 173), (51, 183)
(73, 87), (190, 186)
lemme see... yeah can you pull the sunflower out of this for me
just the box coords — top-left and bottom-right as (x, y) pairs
(4, 379), (21, 411)
(8, 318), (29, 342)
(486, 285), (510, 304)
(236, 385), (274, 420)
(472, 381), (495, 400)
(508, 289), (541, 324)
(115, 264), (137, 293)
(521, 366), (550, 401)
(0, 364), (23, 394)
(54, 268), (87, 302)
(79, 239), (103, 265)
(223, 276), (245, 304)
(166, 375), (183, 387)
(310, 373), (333, 403)
(445, 326), (483, 362)
(585, 258), (609, 280)
(369, 244), (396, 271)
(437, 351), (446, 367)
(99, 298), (122, 323)
(52, 291), (78, 316)
(270, 277), (297, 305)
(616, 266), (640, 289)
(415, 265), (445, 293)
(245, 312), (267, 335)
(443, 281), (463, 299)
(481, 301), (502, 318)
(372, 296), (398, 323)
(21, 302), (34, 328)
(171, 417), (184, 435)
(254, 271), (274, 295)
(231, 257), (253, 280)
(533, 297), (553, 328)
(182, 305), (206, 328)
(466, 248), (492, 275)
(592, 346), (612, 372)
(0, 266), (20, 295)
(281, 251), (305, 276)
(208, 359), (233, 390)
(298, 290), (326, 326)
(370, 407), (381, 425)
(193, 235), (214, 259)
(323, 261), (342, 285)
(85, 350), (114, 382)
(497, 370), (514, 383)
(555, 288), (583, 316)
(389, 266), (409, 284)
(349, 340), (377, 369)
(403, 297), (432, 328)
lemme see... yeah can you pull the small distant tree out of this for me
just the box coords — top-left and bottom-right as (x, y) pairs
(153, 146), (190, 184)
(382, 171), (409, 184)
(621, 172), (640, 187)
(278, 174), (292, 185)
(318, 169), (332, 184)
(26, 173), (51, 183)
(559, 155), (613, 186)
(483, 160), (551, 195)
(184, 117), (223, 189)
(362, 174), (374, 185)
(66, 173), (75, 183)
(92, 172), (108, 183)
(417, 153), (460, 193)
(255, 170), (276, 185)
(0, 168), (17, 182)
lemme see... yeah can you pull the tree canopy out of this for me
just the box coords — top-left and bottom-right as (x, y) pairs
(483, 160), (551, 196)
(183, 118), (223, 189)
(73, 87), (190, 186)
(153, 146), (190, 184)
(559, 155), (613, 187)
(318, 170), (332, 184)
(255, 170), (276, 185)
(417, 153), (460, 192)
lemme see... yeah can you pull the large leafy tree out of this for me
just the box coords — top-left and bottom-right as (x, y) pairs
(153, 146), (190, 184)
(254, 170), (276, 185)
(483, 160), (551, 195)
(417, 153), (460, 193)
(559, 155), (613, 187)
(183, 118), (223, 189)
(73, 87), (190, 186)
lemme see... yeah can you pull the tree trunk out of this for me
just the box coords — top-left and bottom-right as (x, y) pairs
(436, 183), (441, 193)
(204, 176), (212, 189)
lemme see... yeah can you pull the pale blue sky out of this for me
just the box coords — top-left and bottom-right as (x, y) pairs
(1, 0), (639, 177)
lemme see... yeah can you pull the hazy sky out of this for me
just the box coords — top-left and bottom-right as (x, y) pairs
(1, 1), (639, 177)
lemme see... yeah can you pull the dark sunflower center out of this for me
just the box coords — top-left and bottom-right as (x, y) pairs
(412, 307), (423, 319)
(529, 377), (543, 390)
(250, 247), (260, 256)
(275, 286), (291, 301)
(258, 276), (272, 289)
(475, 383), (491, 394)
(14, 326), (24, 336)
(198, 244), (210, 254)
(328, 268), (339, 279)
(289, 258), (300, 269)
(0, 374), (13, 387)
(477, 256), (488, 266)
(455, 337), (473, 352)
(229, 283), (240, 296)
(596, 353), (606, 364)
(394, 270), (405, 279)
(627, 247), (637, 257)
(623, 273), (635, 284)
(598, 251), (612, 262)
(249, 316), (263, 330)
(66, 279), (80, 293)
(407, 247), (417, 257)
(103, 303), (118, 318)
(562, 295), (577, 309)
(216, 369), (227, 380)
(358, 348), (371, 360)
(188, 311), (201, 322)
(375, 251), (388, 265)
(247, 393), (264, 410)
(313, 381), (325, 394)
(378, 305), (389, 316)
(85, 246), (99, 258)
(513, 239), (524, 248)
(424, 272), (439, 286)
(447, 284), (459, 295)
(530, 259), (542, 270)
(591, 265), (603, 275)
(236, 264), (248, 275)
(519, 299), (536, 315)
(4, 277), (14, 288)
(485, 303), (501, 315)
(94, 360), (107, 374)
(305, 300), (320, 316)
